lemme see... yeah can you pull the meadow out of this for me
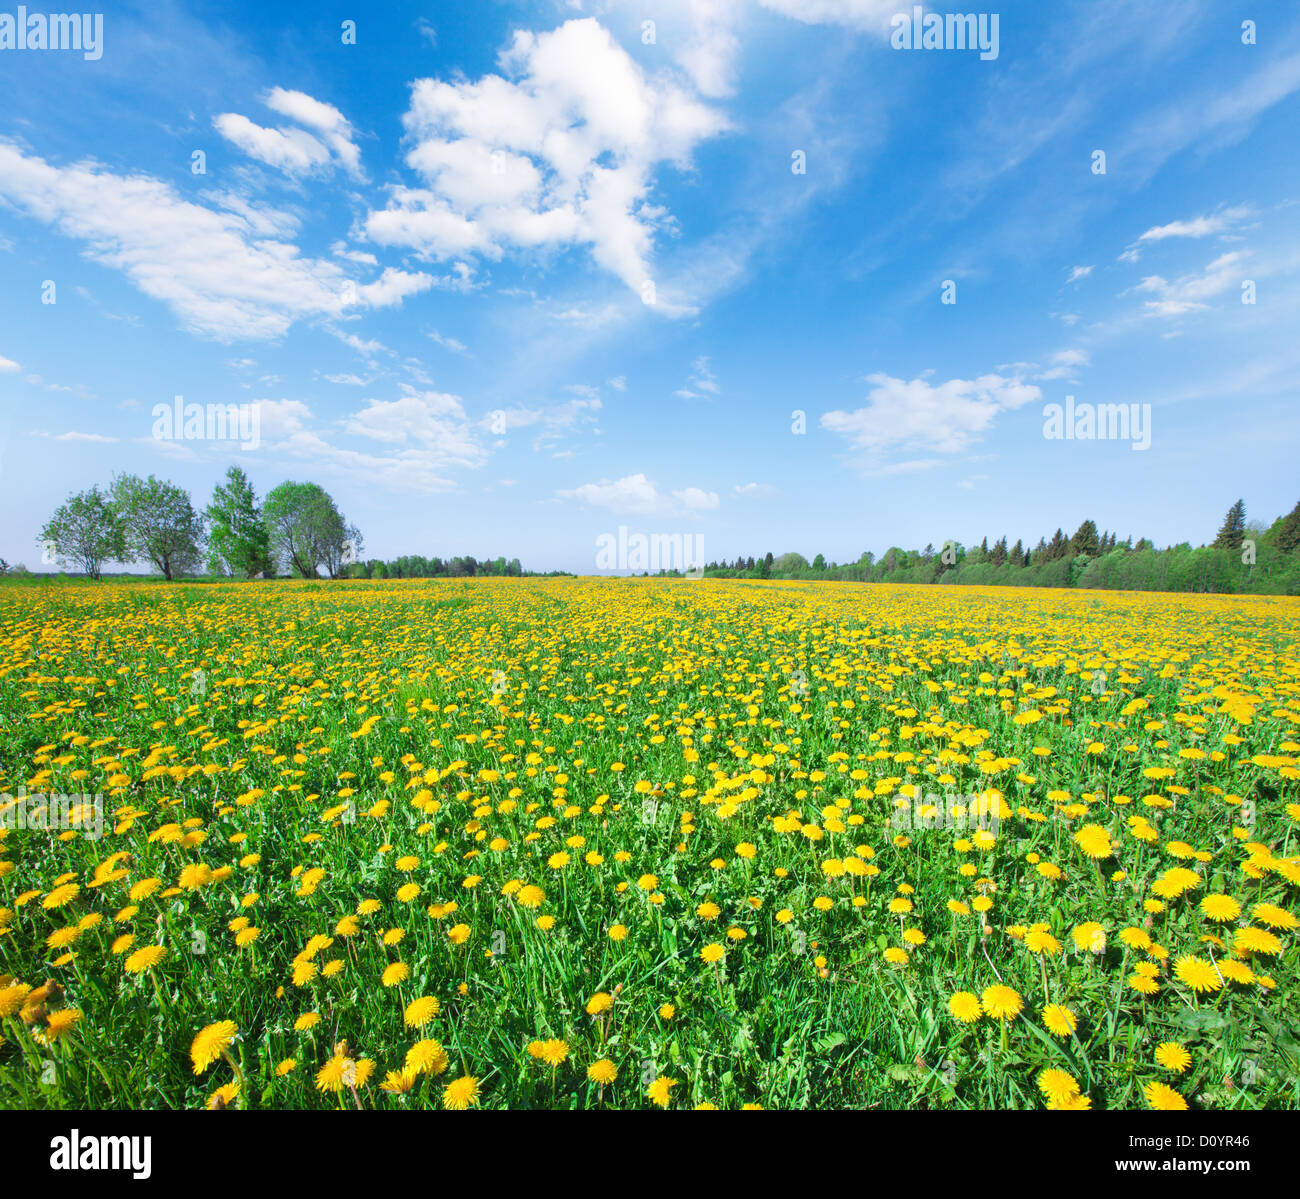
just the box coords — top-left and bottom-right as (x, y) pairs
(0, 577), (1297, 1111)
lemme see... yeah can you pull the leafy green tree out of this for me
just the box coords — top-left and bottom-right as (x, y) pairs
(1214, 499), (1247, 550)
(205, 466), (271, 578)
(262, 481), (357, 578)
(39, 485), (127, 579)
(109, 474), (204, 580)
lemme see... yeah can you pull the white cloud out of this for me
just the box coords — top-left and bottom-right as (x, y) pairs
(488, 392), (603, 456)
(428, 330), (468, 354)
(0, 141), (426, 341)
(364, 19), (728, 297)
(673, 485), (720, 511)
(1121, 206), (1253, 262)
(228, 393), (488, 494)
(0, 354), (19, 372)
(821, 371), (1042, 467)
(30, 429), (119, 443)
(214, 88), (362, 179)
(213, 114), (332, 175)
(557, 471), (718, 516)
(1134, 251), (1243, 317)
(676, 0), (741, 98)
(343, 388), (486, 469)
(334, 332), (388, 357)
(757, 0), (898, 33)
(251, 398), (313, 441)
(1035, 348), (1090, 381)
(1139, 209), (1250, 243)
(733, 481), (777, 498)
(675, 354), (719, 399)
(355, 267), (434, 308)
(1066, 265), (1093, 284)
(332, 242), (378, 266)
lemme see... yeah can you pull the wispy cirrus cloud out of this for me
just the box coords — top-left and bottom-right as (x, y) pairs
(1119, 205), (1253, 263)
(1132, 250), (1244, 317)
(674, 355), (720, 400)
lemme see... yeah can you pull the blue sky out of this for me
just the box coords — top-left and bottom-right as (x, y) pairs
(1, 0), (1298, 573)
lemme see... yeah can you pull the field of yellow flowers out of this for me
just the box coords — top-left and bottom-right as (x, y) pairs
(0, 577), (1297, 1111)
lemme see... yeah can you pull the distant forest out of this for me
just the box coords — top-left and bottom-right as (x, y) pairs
(696, 498), (1300, 595)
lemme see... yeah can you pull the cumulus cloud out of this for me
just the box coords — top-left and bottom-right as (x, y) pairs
(364, 19), (728, 297)
(821, 371), (1042, 468)
(0, 354), (19, 372)
(557, 472), (719, 516)
(344, 388), (484, 463)
(0, 140), (429, 340)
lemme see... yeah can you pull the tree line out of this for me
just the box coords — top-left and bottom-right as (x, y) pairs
(699, 498), (1300, 595)
(10, 467), (539, 583)
(24, 468), (358, 580)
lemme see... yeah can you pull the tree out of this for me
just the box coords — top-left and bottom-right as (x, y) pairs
(1070, 519), (1100, 557)
(39, 486), (126, 579)
(205, 466), (271, 578)
(323, 521), (364, 580)
(262, 482), (356, 579)
(1276, 500), (1300, 555)
(811, 553), (826, 572)
(110, 474), (204, 580)
(1214, 499), (1247, 551)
